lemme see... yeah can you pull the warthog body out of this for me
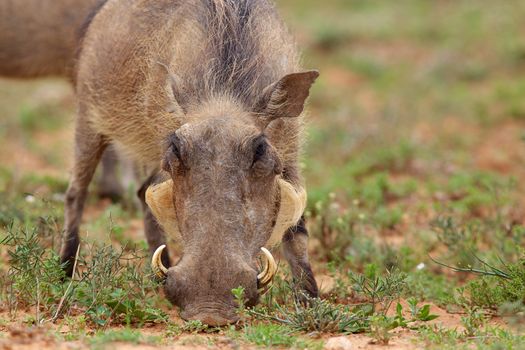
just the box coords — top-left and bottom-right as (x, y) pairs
(0, 0), (105, 79)
(0, 0), (126, 200)
(62, 0), (319, 325)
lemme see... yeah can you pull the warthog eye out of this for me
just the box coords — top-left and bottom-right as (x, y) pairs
(163, 133), (185, 173)
(169, 138), (182, 160)
(251, 135), (281, 176)
(252, 136), (268, 166)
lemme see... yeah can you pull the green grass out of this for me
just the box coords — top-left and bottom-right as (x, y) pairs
(239, 323), (322, 349)
(89, 328), (161, 349)
(1, 223), (167, 327)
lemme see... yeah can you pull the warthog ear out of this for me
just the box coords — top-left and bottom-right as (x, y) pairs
(168, 73), (189, 114)
(157, 61), (188, 114)
(256, 70), (319, 129)
(145, 179), (306, 248)
(145, 180), (178, 236)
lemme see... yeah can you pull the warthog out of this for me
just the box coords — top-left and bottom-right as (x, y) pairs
(61, 0), (319, 325)
(0, 0), (124, 200)
(0, 0), (105, 79)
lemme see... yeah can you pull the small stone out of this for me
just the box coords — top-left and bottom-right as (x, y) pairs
(324, 336), (353, 350)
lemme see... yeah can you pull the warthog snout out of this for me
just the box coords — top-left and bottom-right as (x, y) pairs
(153, 248), (267, 325)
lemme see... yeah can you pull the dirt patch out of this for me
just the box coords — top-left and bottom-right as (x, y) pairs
(474, 120), (525, 177)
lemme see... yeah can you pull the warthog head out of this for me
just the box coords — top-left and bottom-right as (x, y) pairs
(145, 71), (318, 325)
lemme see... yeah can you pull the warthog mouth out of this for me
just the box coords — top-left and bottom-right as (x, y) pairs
(151, 244), (277, 290)
(180, 302), (240, 326)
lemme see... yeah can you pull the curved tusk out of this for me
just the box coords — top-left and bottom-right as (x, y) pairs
(257, 247), (277, 287)
(151, 244), (169, 279)
(266, 179), (307, 248)
(145, 180), (179, 237)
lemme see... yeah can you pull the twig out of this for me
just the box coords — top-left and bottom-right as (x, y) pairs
(246, 308), (292, 325)
(429, 255), (511, 279)
(472, 253), (511, 278)
(36, 277), (40, 325)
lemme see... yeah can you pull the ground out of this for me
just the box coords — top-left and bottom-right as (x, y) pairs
(1, 0), (525, 349)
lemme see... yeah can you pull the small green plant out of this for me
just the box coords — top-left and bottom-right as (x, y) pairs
(406, 298), (439, 322)
(249, 288), (370, 333)
(248, 275), (437, 337)
(433, 252), (525, 312)
(2, 224), (66, 322)
(373, 206), (403, 230)
(241, 323), (320, 348)
(430, 216), (479, 269)
(232, 286), (246, 319)
(1, 221), (166, 327)
(368, 300), (438, 345)
(61, 315), (88, 341)
(70, 242), (167, 327)
(348, 264), (407, 312)
(461, 307), (486, 338)
(182, 320), (210, 333)
(418, 324), (462, 347)
(369, 314), (397, 345)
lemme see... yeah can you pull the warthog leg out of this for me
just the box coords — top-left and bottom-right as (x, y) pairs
(97, 145), (124, 202)
(61, 115), (108, 277)
(282, 216), (319, 298)
(138, 174), (171, 269)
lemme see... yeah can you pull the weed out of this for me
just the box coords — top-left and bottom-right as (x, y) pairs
(70, 242), (167, 327)
(418, 324), (462, 347)
(434, 251), (525, 313)
(181, 320), (210, 333)
(250, 287), (370, 333)
(2, 224), (66, 321)
(373, 206), (403, 230)
(369, 314), (396, 345)
(348, 264), (407, 312)
(232, 286), (246, 318)
(248, 273), (436, 338)
(406, 298), (439, 322)
(61, 315), (88, 341)
(241, 323), (321, 349)
(431, 216), (479, 269)
(461, 306), (486, 338)
(1, 221), (166, 327)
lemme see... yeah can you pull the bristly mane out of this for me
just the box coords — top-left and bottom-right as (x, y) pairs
(179, 0), (298, 109)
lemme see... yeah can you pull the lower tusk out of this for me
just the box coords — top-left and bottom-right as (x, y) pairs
(257, 247), (277, 287)
(151, 244), (169, 279)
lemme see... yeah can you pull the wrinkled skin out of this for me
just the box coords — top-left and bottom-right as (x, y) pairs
(162, 116), (281, 322)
